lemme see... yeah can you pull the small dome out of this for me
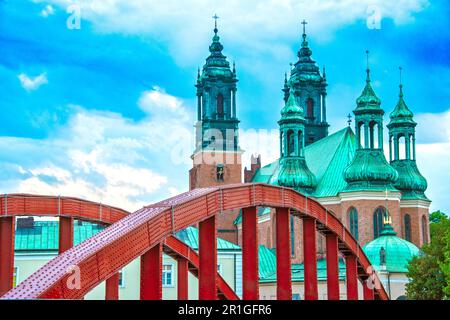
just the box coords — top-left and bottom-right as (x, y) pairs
(280, 88), (304, 120)
(363, 224), (420, 273)
(388, 85), (416, 127)
(344, 149), (398, 191)
(391, 160), (428, 200)
(277, 158), (316, 193)
(355, 71), (382, 113)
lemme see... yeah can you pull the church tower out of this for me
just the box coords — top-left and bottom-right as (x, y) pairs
(275, 87), (316, 194)
(387, 68), (430, 247)
(189, 17), (243, 190)
(284, 21), (329, 146)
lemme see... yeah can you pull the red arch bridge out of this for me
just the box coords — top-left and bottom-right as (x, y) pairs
(0, 183), (388, 300)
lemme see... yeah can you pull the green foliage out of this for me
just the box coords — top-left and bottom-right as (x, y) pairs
(406, 211), (450, 300)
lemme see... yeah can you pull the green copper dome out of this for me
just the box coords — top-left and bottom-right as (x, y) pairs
(344, 149), (398, 191)
(391, 160), (428, 200)
(388, 85), (416, 126)
(276, 157), (317, 193)
(355, 70), (383, 114)
(290, 33), (325, 84)
(363, 224), (420, 273)
(280, 88), (304, 121)
(200, 28), (235, 80)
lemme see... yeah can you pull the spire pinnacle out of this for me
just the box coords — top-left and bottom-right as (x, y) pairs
(301, 19), (308, 45)
(366, 50), (371, 82)
(399, 66), (404, 98)
(213, 14), (219, 34)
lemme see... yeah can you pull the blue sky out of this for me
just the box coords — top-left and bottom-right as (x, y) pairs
(0, 0), (449, 212)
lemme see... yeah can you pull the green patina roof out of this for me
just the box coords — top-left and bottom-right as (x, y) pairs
(363, 224), (420, 273)
(280, 88), (304, 120)
(15, 221), (239, 252)
(391, 160), (428, 200)
(388, 86), (416, 127)
(175, 226), (241, 251)
(258, 245), (346, 283)
(248, 127), (357, 198)
(15, 221), (105, 252)
(355, 71), (382, 113)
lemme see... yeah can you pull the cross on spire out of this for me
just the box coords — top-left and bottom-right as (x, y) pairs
(399, 66), (403, 86)
(365, 50), (371, 81)
(301, 19), (308, 35)
(347, 114), (353, 127)
(213, 14), (219, 33)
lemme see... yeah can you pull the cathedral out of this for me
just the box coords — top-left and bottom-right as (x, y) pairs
(189, 19), (431, 299)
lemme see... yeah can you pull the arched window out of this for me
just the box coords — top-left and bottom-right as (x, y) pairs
(349, 208), (359, 240)
(287, 130), (295, 156)
(373, 208), (387, 239)
(404, 214), (411, 242)
(297, 130), (303, 156)
(357, 122), (365, 148)
(422, 215), (428, 244)
(307, 98), (314, 119)
(217, 93), (224, 118)
(398, 135), (406, 160)
(290, 215), (295, 257)
(369, 121), (379, 149)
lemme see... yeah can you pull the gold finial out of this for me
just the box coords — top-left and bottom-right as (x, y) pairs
(383, 215), (392, 226)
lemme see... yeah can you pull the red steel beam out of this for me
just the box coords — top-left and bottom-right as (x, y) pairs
(0, 217), (15, 296)
(199, 216), (217, 300)
(59, 217), (74, 254)
(177, 258), (189, 300)
(140, 243), (162, 300)
(345, 255), (358, 300)
(276, 208), (291, 300)
(303, 218), (318, 300)
(105, 273), (120, 300)
(242, 206), (259, 300)
(363, 280), (375, 300)
(326, 233), (340, 300)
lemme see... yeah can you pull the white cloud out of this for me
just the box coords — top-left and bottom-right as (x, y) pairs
(18, 72), (48, 91)
(0, 87), (194, 211)
(42, 0), (429, 66)
(40, 4), (55, 17)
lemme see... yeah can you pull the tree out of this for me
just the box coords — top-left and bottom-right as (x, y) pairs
(406, 211), (450, 300)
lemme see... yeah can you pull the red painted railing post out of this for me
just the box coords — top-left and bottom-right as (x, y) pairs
(105, 272), (120, 300)
(276, 208), (291, 300)
(242, 206), (259, 300)
(177, 258), (189, 300)
(303, 218), (318, 300)
(0, 216), (15, 296)
(140, 243), (162, 300)
(326, 234), (340, 300)
(363, 280), (375, 300)
(199, 216), (217, 300)
(59, 217), (74, 254)
(345, 255), (358, 300)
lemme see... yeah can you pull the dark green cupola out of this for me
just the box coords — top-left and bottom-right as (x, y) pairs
(387, 69), (428, 200)
(275, 87), (317, 193)
(283, 20), (329, 146)
(194, 17), (240, 153)
(344, 52), (398, 192)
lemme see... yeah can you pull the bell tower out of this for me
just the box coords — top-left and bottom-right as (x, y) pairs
(189, 16), (243, 190)
(284, 20), (329, 146)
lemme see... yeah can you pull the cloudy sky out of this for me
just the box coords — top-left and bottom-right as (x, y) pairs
(0, 0), (449, 212)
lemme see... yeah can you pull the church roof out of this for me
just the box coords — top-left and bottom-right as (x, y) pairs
(251, 127), (357, 198)
(388, 85), (416, 127)
(363, 224), (420, 273)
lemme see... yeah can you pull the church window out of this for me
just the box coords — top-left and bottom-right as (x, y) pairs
(422, 215), (428, 244)
(349, 208), (359, 240)
(287, 130), (295, 156)
(373, 208), (387, 239)
(290, 215), (295, 257)
(307, 98), (314, 119)
(216, 164), (224, 182)
(217, 93), (224, 118)
(404, 214), (411, 242)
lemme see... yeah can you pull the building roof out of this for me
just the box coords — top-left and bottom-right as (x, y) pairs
(250, 127), (356, 198)
(15, 221), (240, 253)
(175, 227), (241, 251)
(363, 224), (420, 273)
(258, 244), (346, 283)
